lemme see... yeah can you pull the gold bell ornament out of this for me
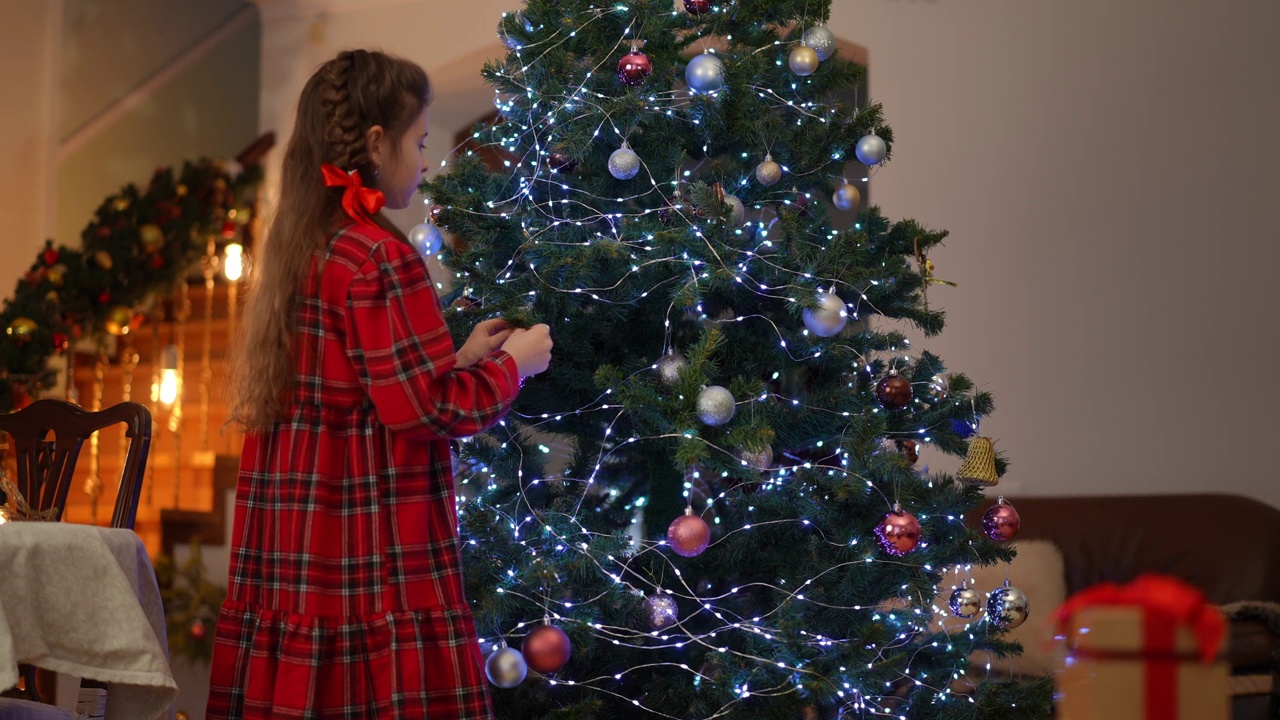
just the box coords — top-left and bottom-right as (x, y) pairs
(956, 436), (999, 486)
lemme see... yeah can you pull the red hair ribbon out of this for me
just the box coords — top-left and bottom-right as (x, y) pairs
(321, 163), (385, 227)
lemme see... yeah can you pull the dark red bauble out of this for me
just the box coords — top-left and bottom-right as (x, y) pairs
(42, 248), (60, 266)
(548, 153), (578, 173)
(221, 220), (237, 239)
(189, 618), (208, 641)
(667, 512), (711, 558)
(982, 498), (1021, 542)
(895, 440), (919, 464)
(429, 205), (443, 223)
(51, 332), (69, 353)
(97, 290), (112, 305)
(874, 508), (921, 556)
(684, 0), (712, 14)
(149, 253), (165, 269)
(875, 374), (913, 410)
(522, 624), (571, 674)
(617, 50), (653, 86)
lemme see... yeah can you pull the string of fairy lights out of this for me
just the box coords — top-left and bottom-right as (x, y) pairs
(419, 3), (1030, 717)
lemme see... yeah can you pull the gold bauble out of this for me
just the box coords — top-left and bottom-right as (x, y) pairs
(175, 183), (188, 197)
(104, 305), (134, 336)
(47, 264), (66, 287)
(6, 317), (38, 344)
(94, 250), (114, 270)
(789, 46), (820, 77)
(139, 223), (165, 252)
(112, 197), (131, 212)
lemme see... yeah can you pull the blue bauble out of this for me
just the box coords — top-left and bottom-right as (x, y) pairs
(951, 418), (980, 438)
(685, 53), (725, 94)
(409, 222), (444, 257)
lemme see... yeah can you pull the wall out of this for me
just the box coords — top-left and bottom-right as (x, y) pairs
(0, 1), (61, 300)
(255, 0), (1280, 509)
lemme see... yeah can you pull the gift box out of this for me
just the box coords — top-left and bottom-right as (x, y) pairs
(1055, 574), (1229, 720)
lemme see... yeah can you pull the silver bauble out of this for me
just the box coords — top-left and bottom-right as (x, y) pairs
(855, 133), (888, 166)
(987, 581), (1031, 629)
(789, 46), (820, 77)
(696, 385), (736, 426)
(643, 594), (679, 631)
(802, 291), (847, 337)
(608, 144), (641, 180)
(832, 182), (861, 211)
(802, 25), (837, 61)
(485, 646), (528, 688)
(685, 53), (725, 93)
(723, 193), (746, 226)
(409, 222), (444, 256)
(656, 352), (688, 387)
(948, 586), (982, 619)
(755, 155), (783, 186)
(735, 445), (773, 470)
(927, 374), (950, 402)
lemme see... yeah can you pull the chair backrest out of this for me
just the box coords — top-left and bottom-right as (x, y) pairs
(0, 399), (151, 530)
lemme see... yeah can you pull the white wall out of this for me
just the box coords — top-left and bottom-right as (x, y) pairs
(255, 0), (1280, 509)
(0, 0), (61, 300)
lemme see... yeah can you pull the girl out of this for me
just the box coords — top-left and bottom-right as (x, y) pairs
(208, 49), (552, 719)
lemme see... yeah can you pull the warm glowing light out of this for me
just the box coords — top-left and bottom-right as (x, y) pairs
(223, 243), (244, 281)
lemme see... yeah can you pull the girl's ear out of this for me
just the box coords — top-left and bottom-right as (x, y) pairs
(365, 124), (386, 176)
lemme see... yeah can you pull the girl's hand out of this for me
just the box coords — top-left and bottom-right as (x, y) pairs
(500, 324), (553, 379)
(456, 318), (515, 369)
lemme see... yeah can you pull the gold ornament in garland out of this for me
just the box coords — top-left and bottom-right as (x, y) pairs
(104, 305), (136, 336)
(6, 317), (38, 345)
(93, 250), (114, 270)
(139, 223), (165, 253)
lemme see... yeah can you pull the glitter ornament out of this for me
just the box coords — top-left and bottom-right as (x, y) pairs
(832, 182), (860, 211)
(667, 509), (711, 557)
(408, 223), (444, 257)
(643, 594), (679, 631)
(927, 373), (950, 402)
(735, 445), (773, 470)
(987, 580), (1031, 629)
(755, 155), (782, 186)
(617, 49), (652, 86)
(789, 46), (820, 77)
(855, 133), (888, 166)
(949, 584), (983, 619)
(874, 505), (921, 556)
(685, 52), (725, 93)
(875, 373), (913, 410)
(696, 385), (736, 426)
(608, 143), (641, 180)
(802, 291), (847, 337)
(723, 193), (745, 226)
(802, 25), (837, 61)
(982, 496), (1021, 542)
(522, 625), (572, 674)
(485, 646), (528, 688)
(655, 351), (687, 386)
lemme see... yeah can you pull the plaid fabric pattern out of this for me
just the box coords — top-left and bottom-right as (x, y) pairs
(207, 224), (519, 719)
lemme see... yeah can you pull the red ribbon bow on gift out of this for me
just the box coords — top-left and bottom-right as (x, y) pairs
(1054, 574), (1226, 720)
(321, 163), (385, 227)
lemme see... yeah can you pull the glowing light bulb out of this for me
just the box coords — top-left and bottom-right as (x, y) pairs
(223, 243), (244, 281)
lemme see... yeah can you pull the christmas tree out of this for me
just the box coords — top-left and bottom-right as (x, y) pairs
(423, 0), (1054, 717)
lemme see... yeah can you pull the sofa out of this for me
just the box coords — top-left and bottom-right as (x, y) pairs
(975, 493), (1280, 719)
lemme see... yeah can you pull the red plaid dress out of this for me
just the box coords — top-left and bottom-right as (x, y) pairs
(206, 222), (519, 719)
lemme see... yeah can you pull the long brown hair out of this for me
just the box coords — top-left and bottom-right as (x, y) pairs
(230, 49), (431, 429)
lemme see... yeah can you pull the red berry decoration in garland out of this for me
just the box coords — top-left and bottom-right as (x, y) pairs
(617, 48), (653, 86)
(875, 373), (913, 410)
(522, 624), (571, 674)
(42, 247), (60, 266)
(874, 505), (921, 556)
(51, 332), (69, 353)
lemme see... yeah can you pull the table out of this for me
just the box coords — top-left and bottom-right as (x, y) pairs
(0, 522), (178, 720)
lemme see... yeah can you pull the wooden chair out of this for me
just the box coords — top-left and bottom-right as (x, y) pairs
(0, 399), (151, 708)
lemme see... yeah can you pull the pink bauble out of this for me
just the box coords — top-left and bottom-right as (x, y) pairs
(667, 513), (711, 558)
(617, 50), (653, 86)
(875, 509), (921, 556)
(522, 624), (572, 674)
(982, 499), (1021, 542)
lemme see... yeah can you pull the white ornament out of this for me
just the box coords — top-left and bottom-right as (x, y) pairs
(755, 155), (783, 186)
(855, 133), (888, 166)
(485, 646), (528, 688)
(409, 222), (444, 256)
(802, 291), (847, 337)
(723, 194), (745, 227)
(608, 143), (641, 180)
(802, 25), (837, 61)
(696, 385), (736, 426)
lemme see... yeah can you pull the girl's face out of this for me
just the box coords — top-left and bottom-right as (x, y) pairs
(377, 105), (430, 210)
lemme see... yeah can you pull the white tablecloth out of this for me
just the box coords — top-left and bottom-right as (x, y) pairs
(0, 523), (177, 720)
